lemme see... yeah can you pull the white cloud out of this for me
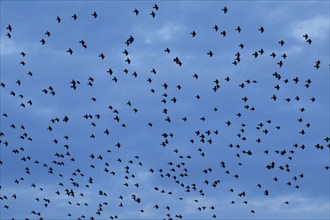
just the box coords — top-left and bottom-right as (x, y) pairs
(0, 37), (20, 55)
(288, 16), (329, 40)
(136, 23), (185, 44)
(285, 45), (303, 54)
(32, 106), (56, 116)
(248, 193), (330, 218)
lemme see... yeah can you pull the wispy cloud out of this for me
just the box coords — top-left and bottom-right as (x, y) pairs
(136, 23), (185, 44)
(288, 16), (329, 40)
(0, 37), (20, 55)
(248, 193), (330, 218)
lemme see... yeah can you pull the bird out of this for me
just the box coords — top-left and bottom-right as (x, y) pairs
(222, 6), (228, 14)
(153, 4), (159, 11)
(99, 53), (105, 60)
(67, 48), (73, 55)
(123, 49), (129, 56)
(133, 9), (139, 15)
(92, 11), (98, 18)
(207, 51), (213, 57)
(6, 24), (12, 32)
(150, 11), (156, 18)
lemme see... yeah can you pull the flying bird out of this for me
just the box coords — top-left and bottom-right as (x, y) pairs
(56, 16), (61, 23)
(222, 6), (228, 14)
(92, 11), (98, 18)
(133, 9), (139, 15)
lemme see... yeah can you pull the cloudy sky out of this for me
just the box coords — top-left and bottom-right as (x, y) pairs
(1, 1), (329, 219)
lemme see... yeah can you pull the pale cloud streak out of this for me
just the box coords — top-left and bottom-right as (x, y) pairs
(136, 23), (185, 44)
(288, 16), (329, 41)
(248, 193), (330, 218)
(0, 37), (20, 55)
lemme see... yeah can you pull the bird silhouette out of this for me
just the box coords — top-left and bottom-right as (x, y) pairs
(67, 48), (73, 55)
(92, 11), (98, 18)
(150, 11), (156, 18)
(56, 16), (61, 23)
(6, 24), (12, 32)
(133, 9), (139, 15)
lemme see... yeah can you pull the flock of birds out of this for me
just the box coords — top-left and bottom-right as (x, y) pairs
(1, 3), (329, 220)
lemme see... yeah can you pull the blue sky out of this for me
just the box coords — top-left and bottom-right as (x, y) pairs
(0, 0), (329, 219)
